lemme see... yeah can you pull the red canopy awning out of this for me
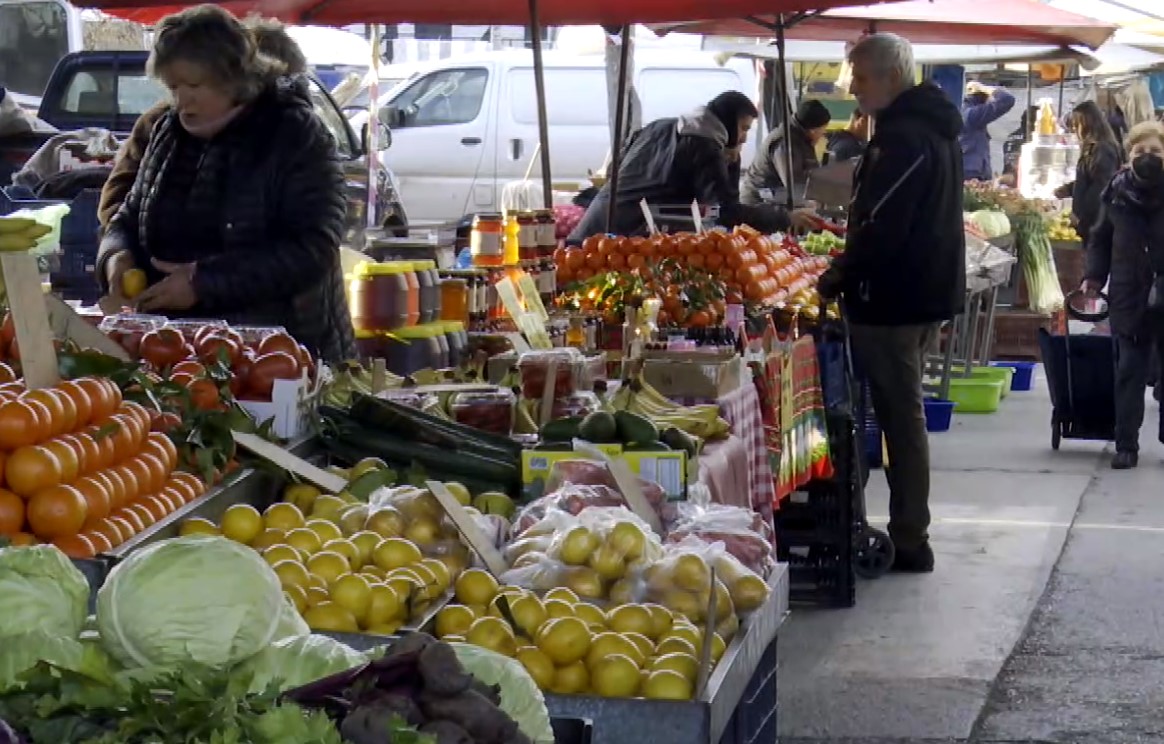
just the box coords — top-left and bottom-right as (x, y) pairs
(654, 0), (1117, 51)
(88, 0), (905, 28)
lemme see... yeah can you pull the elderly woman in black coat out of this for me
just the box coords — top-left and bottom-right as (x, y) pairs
(1082, 121), (1164, 469)
(97, 5), (355, 362)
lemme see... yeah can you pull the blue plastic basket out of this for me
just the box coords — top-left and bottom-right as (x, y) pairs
(924, 398), (956, 432)
(992, 360), (1036, 391)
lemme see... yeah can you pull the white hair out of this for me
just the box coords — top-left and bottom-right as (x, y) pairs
(848, 33), (915, 91)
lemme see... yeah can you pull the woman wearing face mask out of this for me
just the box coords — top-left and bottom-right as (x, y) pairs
(1054, 101), (1122, 244)
(568, 91), (819, 242)
(1082, 121), (1164, 469)
(96, 5), (355, 362)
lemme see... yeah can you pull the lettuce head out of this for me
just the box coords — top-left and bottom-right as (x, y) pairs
(237, 634), (367, 694)
(0, 545), (89, 638)
(97, 536), (288, 671)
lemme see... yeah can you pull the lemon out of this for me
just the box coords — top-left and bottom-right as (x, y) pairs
(271, 559), (311, 591)
(304, 586), (330, 607)
(365, 584), (405, 627)
(443, 481), (471, 506)
(306, 518), (344, 544)
(710, 633), (726, 663)
(372, 538), (423, 571)
(262, 545), (302, 567)
(366, 621), (403, 636)
(466, 616), (517, 657)
(179, 517), (221, 537)
(664, 625), (703, 655)
(306, 550), (351, 585)
(121, 268), (148, 299)
(349, 531), (382, 566)
(651, 652), (700, 682)
(586, 632), (644, 670)
(590, 654), (641, 697)
(645, 604), (675, 639)
(418, 558), (452, 591)
(309, 495), (347, 522)
(624, 632), (655, 661)
(607, 605), (653, 637)
(361, 565), (387, 581)
(435, 604), (476, 638)
(544, 599), (575, 619)
(535, 617), (591, 666)
(330, 573), (373, 626)
(284, 585), (308, 613)
(220, 504), (263, 544)
(574, 602), (607, 631)
(508, 595), (548, 638)
(642, 669), (693, 700)
(282, 483), (321, 513)
(262, 502), (305, 531)
(285, 528), (323, 555)
(656, 637), (698, 658)
(350, 457), (388, 479)
(516, 646), (556, 689)
(551, 661), (590, 694)
(321, 538), (360, 569)
(250, 528), (286, 551)
(303, 602), (359, 633)
(306, 573), (328, 593)
(543, 587), (579, 605)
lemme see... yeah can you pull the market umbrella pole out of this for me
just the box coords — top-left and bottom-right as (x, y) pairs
(1026, 65), (1035, 136)
(606, 25), (632, 233)
(777, 14), (797, 211)
(529, 0), (553, 208)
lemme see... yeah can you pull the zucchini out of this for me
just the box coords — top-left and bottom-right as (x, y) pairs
(321, 437), (512, 497)
(349, 394), (523, 459)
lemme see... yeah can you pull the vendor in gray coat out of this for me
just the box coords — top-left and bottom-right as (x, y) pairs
(1082, 121), (1164, 469)
(741, 99), (831, 205)
(960, 81), (1015, 181)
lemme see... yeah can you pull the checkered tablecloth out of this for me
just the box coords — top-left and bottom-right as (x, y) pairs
(709, 382), (776, 525)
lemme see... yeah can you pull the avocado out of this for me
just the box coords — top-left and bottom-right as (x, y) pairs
(578, 411), (619, 443)
(661, 426), (700, 459)
(624, 440), (673, 452)
(533, 441), (574, 452)
(614, 410), (659, 445)
(540, 416), (583, 442)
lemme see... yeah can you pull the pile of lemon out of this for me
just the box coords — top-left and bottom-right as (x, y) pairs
(434, 568), (727, 701)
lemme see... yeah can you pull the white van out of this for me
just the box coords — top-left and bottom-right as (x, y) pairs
(376, 49), (759, 224)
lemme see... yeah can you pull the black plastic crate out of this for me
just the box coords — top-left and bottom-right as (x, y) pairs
(551, 717), (593, 744)
(0, 189), (101, 250)
(718, 638), (778, 744)
(56, 240), (98, 278)
(776, 482), (851, 546)
(779, 542), (855, 607)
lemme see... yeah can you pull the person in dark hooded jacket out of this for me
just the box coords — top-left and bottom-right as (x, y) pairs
(1082, 121), (1164, 470)
(568, 91), (818, 241)
(818, 33), (966, 574)
(96, 5), (355, 363)
(741, 98), (831, 205)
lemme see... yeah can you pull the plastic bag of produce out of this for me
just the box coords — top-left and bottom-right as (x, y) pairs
(545, 507), (663, 568)
(97, 536), (290, 671)
(639, 538), (736, 627)
(450, 643), (554, 744)
(667, 503), (776, 577)
(237, 634), (367, 694)
(511, 483), (627, 536)
(711, 549), (771, 617)
(499, 554), (608, 601)
(0, 545), (90, 638)
(544, 459), (667, 508)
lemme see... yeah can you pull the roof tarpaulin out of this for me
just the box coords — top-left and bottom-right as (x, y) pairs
(653, 0), (1118, 51)
(84, 0), (905, 28)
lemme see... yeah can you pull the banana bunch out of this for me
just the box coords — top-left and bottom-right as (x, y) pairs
(320, 362), (404, 407)
(0, 217), (51, 252)
(610, 377), (731, 440)
(514, 397), (540, 435)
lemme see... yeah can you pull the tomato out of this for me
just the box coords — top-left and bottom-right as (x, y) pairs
(256, 332), (300, 358)
(196, 334), (242, 367)
(187, 379), (221, 411)
(139, 329), (188, 369)
(171, 360), (206, 378)
(246, 351), (301, 400)
(296, 345), (316, 382)
(149, 411), (182, 434)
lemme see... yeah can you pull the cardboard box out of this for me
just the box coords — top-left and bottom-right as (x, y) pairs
(643, 352), (742, 401)
(237, 367), (323, 439)
(521, 445), (688, 501)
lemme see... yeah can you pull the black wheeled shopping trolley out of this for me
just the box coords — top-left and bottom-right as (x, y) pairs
(1037, 291), (1116, 450)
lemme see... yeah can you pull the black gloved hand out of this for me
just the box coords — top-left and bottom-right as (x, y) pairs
(817, 266), (844, 299)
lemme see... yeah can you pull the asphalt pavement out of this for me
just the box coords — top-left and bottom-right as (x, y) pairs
(778, 367), (1164, 744)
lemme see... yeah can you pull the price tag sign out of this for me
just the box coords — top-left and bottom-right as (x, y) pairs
(427, 481), (509, 578)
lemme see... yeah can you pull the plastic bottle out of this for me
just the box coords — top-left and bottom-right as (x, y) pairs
(503, 211), (521, 266)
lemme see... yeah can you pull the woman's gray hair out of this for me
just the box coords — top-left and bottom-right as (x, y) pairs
(148, 4), (287, 103)
(848, 33), (915, 90)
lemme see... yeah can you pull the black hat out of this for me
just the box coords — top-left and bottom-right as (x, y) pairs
(794, 99), (831, 130)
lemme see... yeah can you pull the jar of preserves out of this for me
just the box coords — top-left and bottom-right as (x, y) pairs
(440, 277), (469, 323)
(385, 324), (443, 375)
(503, 211), (521, 266)
(452, 388), (516, 435)
(354, 329), (387, 362)
(443, 321), (467, 367)
(349, 262), (411, 332)
(535, 209), (557, 256)
(517, 211), (539, 261)
(471, 213), (505, 267)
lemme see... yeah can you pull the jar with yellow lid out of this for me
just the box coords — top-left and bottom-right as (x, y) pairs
(349, 262), (411, 332)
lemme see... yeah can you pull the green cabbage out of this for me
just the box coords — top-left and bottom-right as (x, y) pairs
(0, 630), (115, 693)
(96, 536), (288, 671)
(237, 634), (367, 694)
(0, 545), (90, 638)
(451, 643), (553, 744)
(970, 209), (1011, 239)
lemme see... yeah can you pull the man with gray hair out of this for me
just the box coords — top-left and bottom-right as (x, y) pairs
(818, 33), (965, 573)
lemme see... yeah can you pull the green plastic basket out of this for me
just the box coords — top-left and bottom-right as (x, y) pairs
(947, 377), (1005, 413)
(951, 365), (1014, 398)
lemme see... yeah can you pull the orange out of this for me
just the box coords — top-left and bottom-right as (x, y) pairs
(76, 379), (114, 423)
(113, 508), (146, 535)
(171, 471), (207, 499)
(22, 389), (66, 439)
(52, 534), (95, 559)
(26, 485), (87, 539)
(0, 488), (25, 534)
(90, 517), (126, 548)
(106, 515), (137, 543)
(81, 529), (113, 555)
(86, 430), (117, 471)
(0, 362), (15, 384)
(42, 439), (80, 484)
(6, 446), (62, 497)
(103, 379), (123, 409)
(48, 389), (78, 436)
(57, 380), (93, 428)
(60, 433), (95, 476)
(139, 496), (168, 523)
(6, 531), (37, 546)
(136, 453), (169, 495)
(122, 457), (155, 497)
(0, 400), (42, 449)
(121, 401), (152, 433)
(75, 476), (112, 525)
(114, 408), (146, 446)
(107, 418), (137, 465)
(112, 465), (141, 503)
(100, 469), (130, 511)
(22, 398), (53, 444)
(124, 502), (157, 529)
(144, 433), (178, 472)
(154, 490), (182, 513)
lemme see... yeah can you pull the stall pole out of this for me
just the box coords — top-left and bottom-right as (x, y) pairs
(1057, 73), (1065, 113)
(528, 0), (553, 209)
(776, 14), (797, 211)
(1026, 66), (1035, 137)
(606, 25), (632, 233)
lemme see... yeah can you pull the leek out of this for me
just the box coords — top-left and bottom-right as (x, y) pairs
(1014, 213), (1064, 315)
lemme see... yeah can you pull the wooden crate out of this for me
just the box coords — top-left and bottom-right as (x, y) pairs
(1005, 242), (1087, 310)
(991, 308), (1067, 361)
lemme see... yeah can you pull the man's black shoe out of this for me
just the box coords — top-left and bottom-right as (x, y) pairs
(891, 541), (934, 573)
(1112, 450), (1139, 470)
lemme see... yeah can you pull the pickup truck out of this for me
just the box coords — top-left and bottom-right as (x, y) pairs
(1, 50), (409, 242)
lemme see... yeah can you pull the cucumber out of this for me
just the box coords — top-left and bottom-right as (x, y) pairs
(345, 395), (522, 459)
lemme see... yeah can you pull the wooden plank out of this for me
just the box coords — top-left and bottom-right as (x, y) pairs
(45, 295), (131, 361)
(426, 480), (508, 578)
(231, 431), (347, 493)
(1, 253), (59, 389)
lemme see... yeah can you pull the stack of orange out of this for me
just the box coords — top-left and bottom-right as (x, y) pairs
(0, 374), (208, 558)
(555, 227), (831, 313)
